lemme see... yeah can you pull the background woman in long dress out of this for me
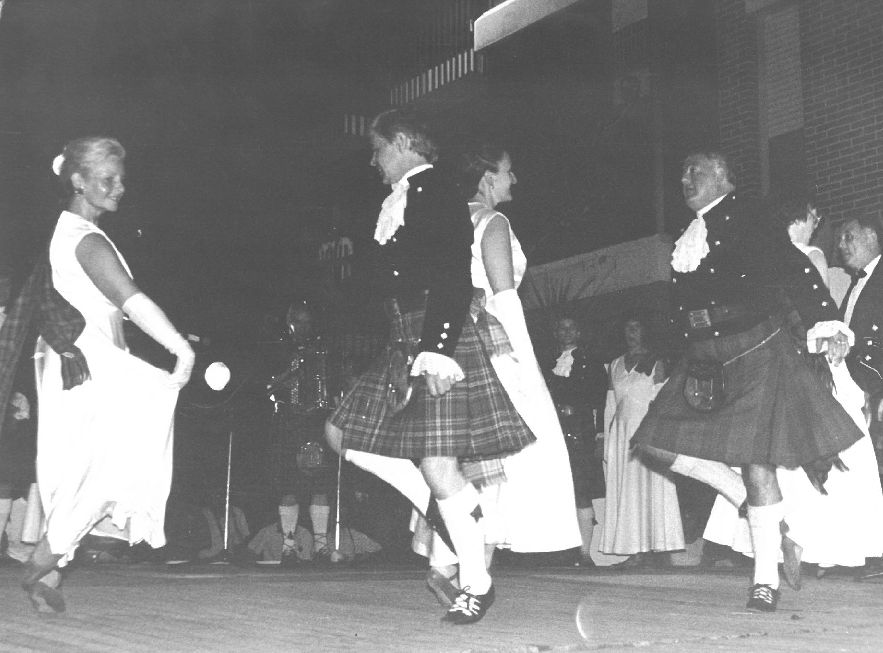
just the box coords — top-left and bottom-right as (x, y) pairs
(23, 137), (195, 613)
(416, 143), (580, 601)
(600, 315), (684, 564)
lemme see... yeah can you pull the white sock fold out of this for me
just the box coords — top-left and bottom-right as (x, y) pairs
(747, 502), (785, 588)
(344, 449), (431, 511)
(437, 484), (491, 595)
(671, 455), (747, 508)
(279, 505), (299, 543)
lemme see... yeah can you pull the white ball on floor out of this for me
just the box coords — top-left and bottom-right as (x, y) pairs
(204, 362), (231, 391)
(329, 550), (345, 563)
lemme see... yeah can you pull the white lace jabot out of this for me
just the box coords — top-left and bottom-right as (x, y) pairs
(373, 164), (433, 245)
(552, 348), (575, 377)
(670, 194), (727, 273)
(670, 216), (710, 273)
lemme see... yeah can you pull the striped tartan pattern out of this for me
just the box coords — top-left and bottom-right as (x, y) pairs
(632, 318), (863, 467)
(330, 301), (534, 461)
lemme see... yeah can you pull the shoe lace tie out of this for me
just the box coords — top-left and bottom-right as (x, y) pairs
(750, 585), (774, 603)
(448, 587), (481, 616)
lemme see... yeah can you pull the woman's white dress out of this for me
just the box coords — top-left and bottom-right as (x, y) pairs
(34, 211), (179, 564)
(599, 357), (684, 554)
(703, 245), (883, 567)
(469, 202), (581, 552)
(412, 203), (580, 560)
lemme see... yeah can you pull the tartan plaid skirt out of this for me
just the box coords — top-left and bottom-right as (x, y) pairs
(632, 317), (864, 467)
(329, 298), (535, 461)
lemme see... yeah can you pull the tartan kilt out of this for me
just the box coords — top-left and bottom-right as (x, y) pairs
(267, 409), (334, 496)
(329, 300), (535, 461)
(632, 317), (863, 467)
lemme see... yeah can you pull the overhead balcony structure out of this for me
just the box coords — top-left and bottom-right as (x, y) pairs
(473, 0), (583, 52)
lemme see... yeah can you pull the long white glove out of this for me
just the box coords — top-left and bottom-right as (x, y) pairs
(122, 292), (195, 388)
(485, 288), (534, 362)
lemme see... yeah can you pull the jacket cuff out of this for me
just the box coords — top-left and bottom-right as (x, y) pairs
(410, 352), (464, 383)
(806, 320), (854, 351)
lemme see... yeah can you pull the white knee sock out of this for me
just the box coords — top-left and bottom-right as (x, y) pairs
(429, 531), (458, 568)
(437, 484), (491, 595)
(309, 504), (330, 551)
(344, 449), (431, 511)
(747, 502), (784, 588)
(576, 507), (595, 557)
(671, 455), (747, 508)
(279, 505), (299, 544)
(5, 498), (33, 562)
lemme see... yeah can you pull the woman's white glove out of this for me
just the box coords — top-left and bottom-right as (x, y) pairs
(123, 292), (195, 388)
(485, 288), (534, 362)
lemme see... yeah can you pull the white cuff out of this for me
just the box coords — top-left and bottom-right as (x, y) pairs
(410, 351), (465, 383)
(806, 320), (854, 352)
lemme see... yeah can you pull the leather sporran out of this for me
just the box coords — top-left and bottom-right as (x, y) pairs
(296, 440), (330, 474)
(386, 341), (415, 414)
(683, 359), (725, 412)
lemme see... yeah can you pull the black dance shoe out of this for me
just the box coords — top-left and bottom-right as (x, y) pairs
(442, 585), (495, 625)
(746, 583), (779, 612)
(22, 574), (66, 614)
(426, 568), (459, 607)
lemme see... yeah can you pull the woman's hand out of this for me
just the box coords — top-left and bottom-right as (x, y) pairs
(169, 344), (196, 388)
(424, 371), (454, 397)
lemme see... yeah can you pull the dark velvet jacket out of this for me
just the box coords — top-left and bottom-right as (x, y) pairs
(372, 167), (473, 359)
(0, 253), (86, 443)
(544, 346), (608, 432)
(843, 258), (883, 399)
(672, 192), (839, 341)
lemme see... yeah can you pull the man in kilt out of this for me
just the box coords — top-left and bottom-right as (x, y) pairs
(325, 109), (534, 624)
(267, 301), (336, 566)
(632, 150), (863, 612)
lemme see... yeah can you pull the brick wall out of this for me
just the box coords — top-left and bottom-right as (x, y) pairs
(801, 0), (883, 224)
(715, 0), (762, 196)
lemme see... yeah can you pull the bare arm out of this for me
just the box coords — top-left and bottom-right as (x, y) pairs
(76, 233), (194, 386)
(806, 248), (829, 288)
(75, 233), (140, 308)
(480, 214), (515, 294)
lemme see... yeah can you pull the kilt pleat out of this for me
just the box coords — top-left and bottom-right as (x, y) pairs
(329, 302), (535, 460)
(632, 319), (863, 467)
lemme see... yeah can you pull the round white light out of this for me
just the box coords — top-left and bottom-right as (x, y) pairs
(204, 361), (231, 391)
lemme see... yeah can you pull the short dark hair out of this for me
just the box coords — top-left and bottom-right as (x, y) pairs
(370, 109), (438, 163)
(458, 142), (508, 199)
(765, 191), (816, 229)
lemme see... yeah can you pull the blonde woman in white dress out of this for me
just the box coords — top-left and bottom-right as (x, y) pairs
(414, 144), (580, 602)
(23, 137), (194, 613)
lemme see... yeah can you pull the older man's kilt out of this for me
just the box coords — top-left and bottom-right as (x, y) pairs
(329, 301), (535, 461)
(632, 317), (863, 467)
(268, 409), (334, 498)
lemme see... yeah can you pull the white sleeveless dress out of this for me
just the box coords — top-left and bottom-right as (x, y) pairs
(469, 202), (581, 552)
(34, 211), (179, 564)
(600, 357), (684, 554)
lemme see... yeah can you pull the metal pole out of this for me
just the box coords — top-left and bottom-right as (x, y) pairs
(334, 454), (343, 551)
(223, 429), (233, 551)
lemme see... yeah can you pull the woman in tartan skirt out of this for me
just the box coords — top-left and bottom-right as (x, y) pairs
(325, 110), (534, 624)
